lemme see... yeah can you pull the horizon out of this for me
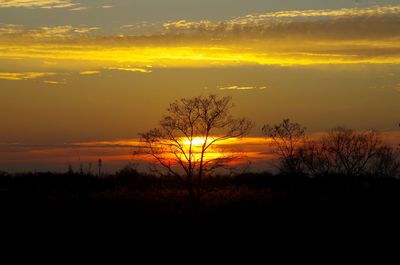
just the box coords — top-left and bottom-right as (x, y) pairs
(1, 130), (399, 173)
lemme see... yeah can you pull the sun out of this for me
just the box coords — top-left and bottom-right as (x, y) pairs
(182, 137), (207, 147)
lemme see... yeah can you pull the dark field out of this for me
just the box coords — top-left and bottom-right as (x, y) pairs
(2, 169), (400, 226)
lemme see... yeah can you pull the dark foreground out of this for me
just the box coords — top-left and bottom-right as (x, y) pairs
(2, 171), (397, 257)
(1, 169), (400, 229)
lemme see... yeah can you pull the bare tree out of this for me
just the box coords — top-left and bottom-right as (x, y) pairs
(299, 138), (333, 176)
(299, 128), (391, 177)
(262, 119), (306, 175)
(140, 94), (252, 202)
(322, 128), (381, 176)
(371, 145), (400, 178)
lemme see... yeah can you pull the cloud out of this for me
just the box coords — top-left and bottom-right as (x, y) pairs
(43, 80), (65, 84)
(163, 5), (400, 40)
(219, 85), (267, 91)
(69, 6), (86, 11)
(73, 27), (99, 33)
(1, 6), (400, 70)
(0, 0), (81, 9)
(80, 70), (100, 75)
(72, 140), (143, 148)
(120, 25), (135, 29)
(231, 5), (400, 21)
(0, 72), (55, 80)
(0, 24), (100, 39)
(106, 67), (153, 73)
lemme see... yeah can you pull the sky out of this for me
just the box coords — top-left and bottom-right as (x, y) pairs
(1, 0), (400, 172)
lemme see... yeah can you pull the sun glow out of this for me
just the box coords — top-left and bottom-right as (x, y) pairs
(177, 136), (250, 165)
(181, 137), (210, 161)
(182, 137), (207, 147)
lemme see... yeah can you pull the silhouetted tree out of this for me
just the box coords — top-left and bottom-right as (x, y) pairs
(371, 145), (400, 178)
(375, 121), (400, 177)
(323, 128), (381, 176)
(299, 138), (333, 176)
(262, 119), (306, 175)
(140, 94), (252, 202)
(300, 127), (388, 177)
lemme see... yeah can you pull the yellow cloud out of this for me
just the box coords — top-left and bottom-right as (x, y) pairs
(43, 80), (65, 84)
(79, 70), (101, 75)
(2, 40), (400, 69)
(73, 27), (99, 33)
(231, 5), (400, 22)
(0, 25), (100, 38)
(0, 72), (55, 81)
(219, 85), (267, 91)
(164, 5), (400, 30)
(106, 67), (153, 73)
(1, 6), (400, 70)
(163, 5), (400, 40)
(69, 6), (86, 11)
(0, 0), (80, 9)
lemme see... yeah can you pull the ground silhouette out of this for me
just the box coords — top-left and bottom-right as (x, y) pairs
(1, 167), (400, 225)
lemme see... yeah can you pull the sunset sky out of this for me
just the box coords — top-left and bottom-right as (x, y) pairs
(1, 0), (400, 172)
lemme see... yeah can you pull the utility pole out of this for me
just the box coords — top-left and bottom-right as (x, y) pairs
(98, 158), (102, 177)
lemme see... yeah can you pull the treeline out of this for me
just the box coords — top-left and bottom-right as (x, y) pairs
(138, 95), (400, 203)
(263, 119), (400, 178)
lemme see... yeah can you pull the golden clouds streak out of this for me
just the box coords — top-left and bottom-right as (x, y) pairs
(2, 40), (400, 69)
(1, 6), (400, 70)
(0, 71), (54, 80)
(0, 0), (79, 9)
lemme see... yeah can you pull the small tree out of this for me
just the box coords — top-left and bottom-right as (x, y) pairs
(262, 119), (306, 175)
(299, 138), (333, 177)
(371, 145), (400, 178)
(323, 128), (380, 176)
(140, 94), (252, 202)
(299, 127), (388, 177)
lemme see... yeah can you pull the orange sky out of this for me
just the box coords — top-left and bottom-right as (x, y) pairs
(1, 133), (399, 173)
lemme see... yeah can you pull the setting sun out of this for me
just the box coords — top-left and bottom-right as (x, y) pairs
(182, 137), (207, 147)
